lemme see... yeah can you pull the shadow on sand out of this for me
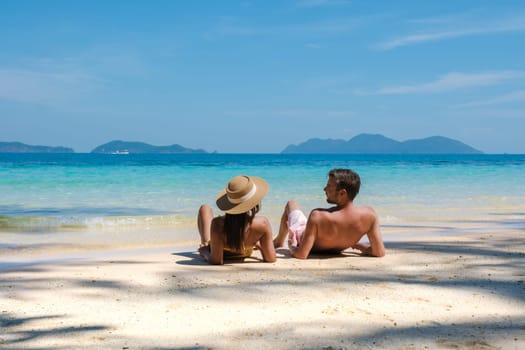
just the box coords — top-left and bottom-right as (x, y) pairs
(0, 313), (109, 350)
(1, 228), (524, 349)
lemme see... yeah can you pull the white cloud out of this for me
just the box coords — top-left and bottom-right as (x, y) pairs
(377, 30), (476, 50)
(376, 14), (525, 50)
(458, 90), (525, 107)
(372, 71), (525, 95)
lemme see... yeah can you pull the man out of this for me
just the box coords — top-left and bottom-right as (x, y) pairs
(273, 168), (385, 259)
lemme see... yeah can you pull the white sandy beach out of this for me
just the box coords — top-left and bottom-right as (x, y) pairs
(1, 219), (524, 350)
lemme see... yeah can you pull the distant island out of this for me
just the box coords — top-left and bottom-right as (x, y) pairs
(0, 140), (205, 154)
(1, 135), (483, 154)
(281, 134), (483, 154)
(0, 142), (74, 153)
(91, 140), (207, 154)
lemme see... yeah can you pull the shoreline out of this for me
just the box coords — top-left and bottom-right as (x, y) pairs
(1, 224), (524, 349)
(1, 210), (522, 264)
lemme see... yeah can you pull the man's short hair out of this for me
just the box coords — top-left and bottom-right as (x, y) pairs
(328, 168), (360, 200)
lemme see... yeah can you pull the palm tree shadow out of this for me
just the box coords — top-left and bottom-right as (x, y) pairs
(0, 312), (109, 348)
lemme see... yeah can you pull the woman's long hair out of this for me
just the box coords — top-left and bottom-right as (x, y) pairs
(223, 204), (260, 252)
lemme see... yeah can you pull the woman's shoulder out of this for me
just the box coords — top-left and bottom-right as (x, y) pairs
(251, 215), (271, 230)
(253, 215), (269, 223)
(211, 215), (225, 229)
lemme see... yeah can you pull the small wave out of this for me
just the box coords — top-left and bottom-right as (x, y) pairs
(381, 215), (399, 223)
(0, 214), (191, 232)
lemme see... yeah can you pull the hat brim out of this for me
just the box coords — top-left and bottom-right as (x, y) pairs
(216, 176), (269, 214)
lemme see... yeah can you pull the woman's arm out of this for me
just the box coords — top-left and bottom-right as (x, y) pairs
(255, 217), (276, 263)
(205, 218), (224, 265)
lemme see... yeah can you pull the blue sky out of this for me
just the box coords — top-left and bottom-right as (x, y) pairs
(1, 0), (524, 153)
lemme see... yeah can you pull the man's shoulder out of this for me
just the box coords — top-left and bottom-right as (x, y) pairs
(360, 205), (377, 216)
(333, 204), (377, 220)
(311, 206), (338, 214)
(310, 204), (376, 221)
(355, 204), (376, 213)
(307, 209), (326, 223)
(309, 207), (340, 223)
(353, 205), (378, 225)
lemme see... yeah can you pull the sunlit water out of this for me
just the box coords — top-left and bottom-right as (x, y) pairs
(1, 153), (524, 250)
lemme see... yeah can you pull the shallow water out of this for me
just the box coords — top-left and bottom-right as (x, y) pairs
(1, 153), (524, 249)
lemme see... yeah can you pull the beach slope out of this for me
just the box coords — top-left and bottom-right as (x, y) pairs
(1, 230), (524, 349)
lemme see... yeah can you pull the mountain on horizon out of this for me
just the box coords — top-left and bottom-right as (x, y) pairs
(90, 140), (207, 154)
(281, 134), (483, 154)
(1, 135), (483, 154)
(0, 142), (74, 153)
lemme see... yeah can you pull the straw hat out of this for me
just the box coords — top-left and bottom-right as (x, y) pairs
(216, 175), (269, 214)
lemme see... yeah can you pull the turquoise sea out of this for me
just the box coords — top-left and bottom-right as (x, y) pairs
(1, 153), (524, 249)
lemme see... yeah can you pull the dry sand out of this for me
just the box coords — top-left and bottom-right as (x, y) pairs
(1, 228), (524, 349)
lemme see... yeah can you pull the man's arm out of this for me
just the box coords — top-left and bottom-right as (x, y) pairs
(368, 209), (385, 257)
(353, 209), (385, 257)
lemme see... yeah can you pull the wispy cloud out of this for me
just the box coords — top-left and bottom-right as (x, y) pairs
(305, 42), (322, 49)
(376, 14), (525, 50)
(216, 16), (361, 37)
(296, 0), (351, 8)
(302, 75), (355, 90)
(458, 90), (525, 107)
(0, 68), (98, 106)
(0, 45), (151, 108)
(368, 71), (525, 95)
(226, 108), (352, 119)
(272, 109), (352, 118)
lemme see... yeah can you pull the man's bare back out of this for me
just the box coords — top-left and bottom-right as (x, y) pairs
(308, 204), (380, 251)
(274, 169), (385, 259)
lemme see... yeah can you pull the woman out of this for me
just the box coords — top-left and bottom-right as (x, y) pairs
(197, 175), (276, 265)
